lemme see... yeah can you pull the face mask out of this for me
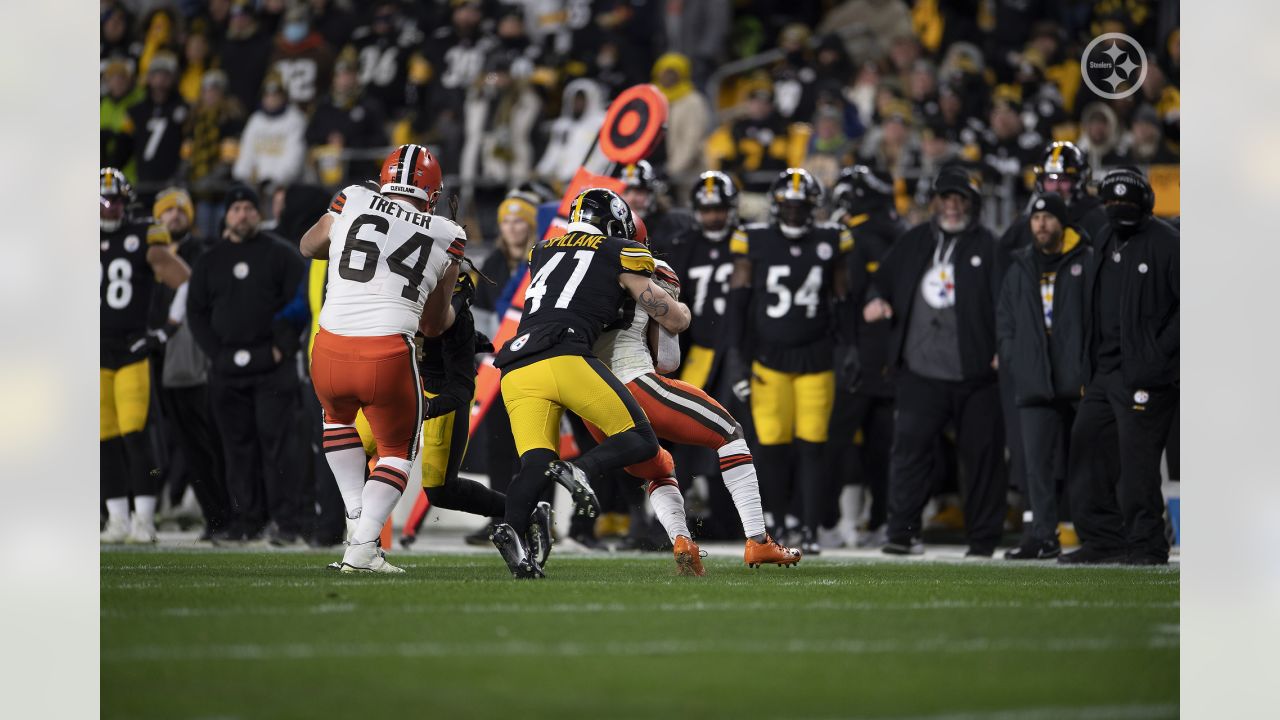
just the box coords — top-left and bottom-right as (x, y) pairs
(283, 22), (308, 44)
(1105, 203), (1145, 230)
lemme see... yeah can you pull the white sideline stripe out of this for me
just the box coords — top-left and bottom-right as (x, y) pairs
(826, 704), (1179, 720)
(103, 635), (1176, 664)
(636, 374), (736, 435)
(102, 598), (1180, 619)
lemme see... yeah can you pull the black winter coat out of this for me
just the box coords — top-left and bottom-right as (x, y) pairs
(845, 209), (907, 396)
(871, 220), (1007, 383)
(1083, 217), (1180, 389)
(996, 232), (1092, 405)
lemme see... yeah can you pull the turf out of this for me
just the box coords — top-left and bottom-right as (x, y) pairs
(101, 550), (1178, 720)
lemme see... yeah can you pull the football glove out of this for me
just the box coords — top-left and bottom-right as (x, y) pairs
(128, 323), (178, 355)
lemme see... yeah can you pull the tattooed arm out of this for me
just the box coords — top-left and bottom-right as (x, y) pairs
(620, 272), (691, 334)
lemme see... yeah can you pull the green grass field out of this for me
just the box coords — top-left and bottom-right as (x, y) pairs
(101, 550), (1178, 719)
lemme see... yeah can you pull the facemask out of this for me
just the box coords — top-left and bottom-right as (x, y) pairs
(282, 22), (308, 44)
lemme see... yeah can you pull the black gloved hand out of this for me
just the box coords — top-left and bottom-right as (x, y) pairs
(128, 323), (178, 355)
(474, 330), (494, 354)
(724, 349), (754, 403)
(834, 344), (862, 394)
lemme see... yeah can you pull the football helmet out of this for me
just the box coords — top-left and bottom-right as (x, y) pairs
(568, 187), (637, 240)
(613, 160), (661, 215)
(1033, 141), (1090, 202)
(100, 167), (134, 232)
(689, 171), (739, 241)
(831, 165), (894, 217)
(768, 168), (823, 239)
(380, 144), (443, 210)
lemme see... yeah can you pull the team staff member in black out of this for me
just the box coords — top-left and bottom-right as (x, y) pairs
(996, 193), (1092, 560)
(188, 185), (307, 543)
(864, 167), (1008, 557)
(727, 168), (854, 555)
(1061, 168), (1179, 565)
(826, 165), (907, 546)
(100, 168), (191, 544)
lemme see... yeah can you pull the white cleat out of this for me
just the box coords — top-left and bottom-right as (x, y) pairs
(127, 516), (158, 544)
(101, 517), (130, 544)
(338, 540), (405, 574)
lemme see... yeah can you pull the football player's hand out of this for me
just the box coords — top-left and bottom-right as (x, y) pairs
(863, 298), (893, 323)
(128, 326), (173, 355)
(421, 396), (440, 420)
(731, 378), (751, 402)
(835, 345), (862, 394)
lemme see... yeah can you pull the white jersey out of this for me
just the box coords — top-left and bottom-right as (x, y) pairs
(593, 259), (674, 384)
(318, 184), (465, 336)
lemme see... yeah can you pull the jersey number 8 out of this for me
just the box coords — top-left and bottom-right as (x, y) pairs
(101, 258), (133, 310)
(338, 214), (434, 301)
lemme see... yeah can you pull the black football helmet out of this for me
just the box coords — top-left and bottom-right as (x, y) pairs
(831, 165), (894, 217)
(768, 168), (823, 239)
(689, 171), (739, 241)
(568, 187), (637, 240)
(613, 160), (662, 215)
(100, 167), (135, 232)
(1033, 141), (1090, 202)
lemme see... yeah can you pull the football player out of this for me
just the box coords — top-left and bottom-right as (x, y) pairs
(589, 217), (801, 575)
(613, 159), (694, 255)
(300, 144), (464, 573)
(726, 168), (854, 555)
(100, 168), (191, 543)
(491, 188), (690, 578)
(1002, 141), (1109, 250)
(826, 166), (908, 547)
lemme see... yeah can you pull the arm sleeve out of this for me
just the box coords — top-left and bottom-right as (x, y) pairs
(185, 259), (222, 358)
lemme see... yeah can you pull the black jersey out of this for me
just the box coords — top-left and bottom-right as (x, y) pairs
(667, 227), (736, 349)
(731, 222), (853, 372)
(495, 230), (654, 371)
(843, 210), (907, 396)
(101, 220), (171, 360)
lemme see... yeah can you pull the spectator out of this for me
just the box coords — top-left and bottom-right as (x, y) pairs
(613, 160), (695, 255)
(662, 0), (731, 86)
(817, 0), (913, 63)
(813, 33), (855, 88)
(178, 21), (215, 106)
(125, 51), (189, 198)
(1002, 141), (1109, 251)
(996, 193), (1093, 560)
(101, 58), (143, 175)
(535, 79), (608, 188)
(306, 48), (388, 186)
(907, 59), (939, 120)
(101, 2), (139, 64)
(1062, 169), (1178, 566)
(1076, 102), (1121, 177)
(460, 52), (541, 236)
(220, 0), (276, 113)
(182, 70), (246, 241)
(233, 72), (307, 188)
(151, 187), (234, 541)
(187, 185), (308, 544)
(926, 80), (984, 150)
(267, 1), (335, 112)
(587, 38), (633, 99)
(979, 84), (1043, 202)
(1106, 105), (1179, 167)
(705, 80), (804, 192)
(805, 105), (856, 190)
(856, 99), (919, 185)
(425, 0), (496, 140)
(770, 23), (818, 123)
(135, 7), (178, 80)
(307, 0), (356, 50)
(349, 0), (429, 123)
(863, 167), (1007, 557)
(651, 53), (712, 189)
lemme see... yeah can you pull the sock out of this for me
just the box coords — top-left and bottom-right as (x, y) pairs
(353, 459), (410, 544)
(752, 444), (790, 537)
(647, 481), (690, 542)
(575, 423), (658, 479)
(426, 478), (506, 518)
(105, 497), (130, 522)
(505, 449), (557, 537)
(718, 438), (767, 542)
(322, 424), (367, 518)
(134, 495), (157, 526)
(796, 440), (824, 534)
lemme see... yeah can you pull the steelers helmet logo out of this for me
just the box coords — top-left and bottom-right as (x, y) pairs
(1115, 183), (1127, 196)
(233, 262), (250, 279)
(124, 235), (140, 252)
(609, 196), (628, 221)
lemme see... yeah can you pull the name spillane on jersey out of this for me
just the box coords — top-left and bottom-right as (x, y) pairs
(498, 228), (654, 367)
(101, 220), (172, 340)
(319, 184), (465, 337)
(595, 259), (677, 383)
(731, 221), (853, 347)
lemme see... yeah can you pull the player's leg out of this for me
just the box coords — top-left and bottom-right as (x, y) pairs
(421, 404), (506, 518)
(558, 356), (659, 486)
(311, 343), (369, 531)
(100, 366), (131, 542)
(497, 361), (565, 578)
(794, 369), (836, 554)
(749, 362), (796, 536)
(114, 358), (158, 543)
(255, 361), (305, 544)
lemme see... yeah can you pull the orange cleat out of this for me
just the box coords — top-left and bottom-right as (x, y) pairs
(673, 535), (706, 577)
(744, 535), (802, 568)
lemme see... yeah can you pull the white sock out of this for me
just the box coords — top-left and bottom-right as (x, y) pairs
(322, 423), (367, 518)
(648, 483), (690, 542)
(718, 438), (767, 541)
(353, 458), (411, 544)
(105, 497), (129, 522)
(133, 495), (157, 525)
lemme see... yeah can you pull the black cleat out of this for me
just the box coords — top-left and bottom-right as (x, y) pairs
(491, 523), (545, 579)
(1057, 545), (1127, 565)
(528, 501), (553, 568)
(1003, 539), (1061, 560)
(399, 533), (417, 550)
(800, 528), (821, 556)
(545, 461), (601, 518)
(882, 537), (925, 556)
(465, 521), (499, 546)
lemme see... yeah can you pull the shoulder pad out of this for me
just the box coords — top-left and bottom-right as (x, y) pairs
(729, 227), (750, 255)
(618, 241), (655, 276)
